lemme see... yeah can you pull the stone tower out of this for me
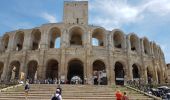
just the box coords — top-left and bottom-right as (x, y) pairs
(63, 1), (88, 25)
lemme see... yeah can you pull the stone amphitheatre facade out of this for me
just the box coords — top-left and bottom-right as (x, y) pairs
(0, 1), (168, 85)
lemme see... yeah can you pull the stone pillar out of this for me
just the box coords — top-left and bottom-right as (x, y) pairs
(40, 28), (49, 50)
(141, 39), (144, 53)
(143, 67), (148, 83)
(106, 32), (114, 85)
(7, 33), (15, 52)
(38, 50), (46, 81)
(19, 61), (26, 81)
(23, 30), (32, 50)
(60, 49), (66, 78)
(126, 37), (133, 80)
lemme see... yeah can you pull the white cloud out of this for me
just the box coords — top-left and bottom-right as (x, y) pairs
(89, 0), (142, 29)
(41, 12), (57, 23)
(89, 0), (170, 29)
(142, 0), (170, 15)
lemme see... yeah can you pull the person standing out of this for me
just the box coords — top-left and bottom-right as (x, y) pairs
(24, 81), (30, 100)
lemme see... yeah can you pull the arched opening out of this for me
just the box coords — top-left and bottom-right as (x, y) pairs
(130, 35), (139, 52)
(132, 64), (140, 80)
(115, 62), (124, 85)
(93, 60), (107, 85)
(2, 34), (9, 51)
(92, 28), (105, 46)
(0, 62), (4, 79)
(8, 61), (20, 82)
(49, 27), (61, 48)
(46, 59), (58, 81)
(67, 59), (84, 84)
(147, 67), (153, 84)
(31, 29), (41, 50)
(70, 27), (83, 45)
(14, 31), (24, 51)
(27, 60), (38, 84)
(143, 38), (150, 55)
(113, 31), (124, 49)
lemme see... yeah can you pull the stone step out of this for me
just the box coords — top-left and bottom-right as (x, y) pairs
(0, 84), (154, 100)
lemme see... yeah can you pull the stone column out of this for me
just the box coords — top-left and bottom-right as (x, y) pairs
(19, 61), (26, 81)
(7, 33), (15, 52)
(126, 36), (133, 80)
(38, 50), (46, 81)
(85, 30), (93, 85)
(23, 30), (32, 50)
(39, 28), (49, 50)
(143, 67), (148, 83)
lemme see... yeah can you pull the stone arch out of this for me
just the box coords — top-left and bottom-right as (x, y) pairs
(46, 59), (59, 80)
(92, 60), (107, 85)
(129, 34), (140, 52)
(48, 27), (61, 48)
(0, 62), (4, 79)
(2, 34), (10, 51)
(114, 61), (125, 85)
(69, 26), (84, 46)
(14, 31), (24, 51)
(92, 28), (105, 46)
(143, 37), (150, 55)
(67, 59), (84, 84)
(31, 29), (41, 50)
(132, 64), (140, 80)
(8, 61), (20, 82)
(27, 60), (38, 83)
(112, 29), (125, 49)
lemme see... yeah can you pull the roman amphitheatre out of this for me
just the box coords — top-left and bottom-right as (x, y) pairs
(0, 1), (168, 86)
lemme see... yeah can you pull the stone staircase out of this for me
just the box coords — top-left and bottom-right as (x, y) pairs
(0, 84), (154, 100)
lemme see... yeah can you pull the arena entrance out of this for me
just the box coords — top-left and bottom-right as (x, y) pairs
(93, 60), (107, 85)
(115, 62), (124, 85)
(132, 64), (140, 80)
(27, 60), (38, 84)
(46, 60), (58, 81)
(67, 59), (84, 84)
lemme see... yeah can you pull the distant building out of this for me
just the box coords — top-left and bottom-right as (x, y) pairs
(0, 1), (167, 85)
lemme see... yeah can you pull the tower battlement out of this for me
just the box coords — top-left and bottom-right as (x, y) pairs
(63, 1), (88, 25)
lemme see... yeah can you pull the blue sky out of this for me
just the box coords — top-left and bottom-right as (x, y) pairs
(0, 0), (170, 63)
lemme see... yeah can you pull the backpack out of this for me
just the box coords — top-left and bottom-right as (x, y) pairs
(25, 84), (30, 90)
(51, 94), (60, 100)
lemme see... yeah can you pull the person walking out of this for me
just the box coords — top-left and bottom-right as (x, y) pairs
(122, 92), (129, 100)
(51, 89), (62, 100)
(115, 90), (123, 100)
(24, 81), (30, 100)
